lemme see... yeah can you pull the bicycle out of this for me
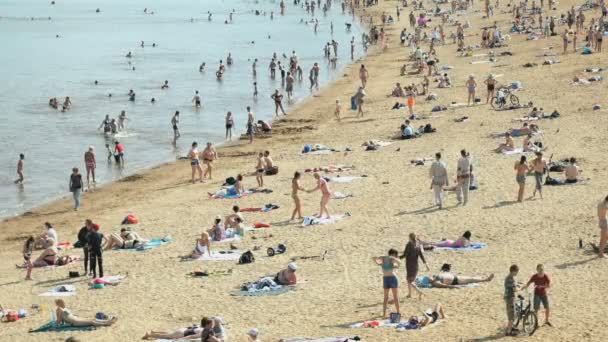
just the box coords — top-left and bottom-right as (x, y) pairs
(513, 293), (538, 336)
(491, 87), (520, 109)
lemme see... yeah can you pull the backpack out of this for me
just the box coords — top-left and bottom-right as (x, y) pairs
(424, 124), (436, 133)
(225, 177), (236, 186)
(238, 250), (255, 264)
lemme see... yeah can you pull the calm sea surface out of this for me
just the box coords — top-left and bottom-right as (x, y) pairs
(0, 0), (363, 218)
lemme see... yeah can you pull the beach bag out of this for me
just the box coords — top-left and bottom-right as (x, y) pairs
(121, 214), (139, 225)
(69, 271), (80, 278)
(389, 313), (402, 324)
(238, 250), (255, 264)
(265, 166), (279, 175)
(225, 177), (236, 185)
(424, 124), (436, 133)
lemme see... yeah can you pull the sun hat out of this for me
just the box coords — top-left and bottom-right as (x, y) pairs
(288, 262), (298, 271)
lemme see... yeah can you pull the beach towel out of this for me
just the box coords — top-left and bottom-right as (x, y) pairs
(333, 192), (353, 199)
(281, 337), (361, 342)
(414, 276), (480, 288)
(302, 215), (347, 227)
(328, 176), (363, 183)
(349, 320), (396, 328)
(432, 243), (487, 251)
(57, 242), (72, 250)
(231, 286), (294, 297)
(302, 149), (333, 155)
(29, 320), (95, 333)
(192, 251), (242, 261)
(116, 238), (171, 251)
(39, 284), (76, 297)
(213, 235), (242, 243)
(211, 190), (252, 199)
(500, 148), (531, 155)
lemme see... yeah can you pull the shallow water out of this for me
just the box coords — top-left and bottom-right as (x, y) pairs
(0, 0), (364, 218)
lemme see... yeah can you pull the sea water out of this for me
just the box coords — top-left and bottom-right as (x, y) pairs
(0, 0), (363, 218)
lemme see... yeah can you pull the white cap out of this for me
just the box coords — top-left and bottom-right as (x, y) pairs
(288, 262), (298, 271)
(247, 328), (259, 337)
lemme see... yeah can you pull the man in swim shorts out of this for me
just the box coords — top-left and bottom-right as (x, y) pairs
(530, 152), (547, 199)
(598, 196), (608, 258)
(255, 152), (265, 187)
(504, 264), (519, 336)
(201, 142), (217, 180)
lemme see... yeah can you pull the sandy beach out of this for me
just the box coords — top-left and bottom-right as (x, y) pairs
(1, 0), (608, 341)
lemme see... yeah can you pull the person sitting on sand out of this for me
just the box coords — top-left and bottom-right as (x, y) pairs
(522, 133), (536, 152)
(564, 157), (581, 183)
(401, 120), (419, 139)
(274, 262), (298, 285)
(35, 222), (59, 249)
(54, 299), (117, 327)
(422, 231), (472, 249)
(257, 120), (272, 133)
(208, 174), (245, 198)
(104, 228), (149, 250)
(181, 232), (212, 260)
(427, 264), (494, 288)
(391, 83), (405, 97)
(142, 324), (203, 340)
(32, 238), (58, 267)
(407, 303), (446, 328)
(373, 249), (401, 318)
(224, 205), (242, 229)
(438, 73), (452, 88)
(494, 132), (515, 152)
(208, 216), (225, 242)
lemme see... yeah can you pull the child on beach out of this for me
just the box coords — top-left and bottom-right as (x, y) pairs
(334, 99), (342, 121)
(525, 264), (551, 326)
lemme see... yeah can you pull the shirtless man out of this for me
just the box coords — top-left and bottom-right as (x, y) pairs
(255, 153), (265, 187)
(359, 64), (369, 88)
(192, 90), (202, 108)
(286, 72), (295, 100)
(263, 150), (274, 171)
(201, 142), (218, 180)
(271, 89), (287, 116)
(291, 172), (305, 220)
(308, 173), (331, 219)
(188, 142), (203, 183)
(171, 111), (180, 143)
(598, 196), (608, 258)
(84, 146), (96, 189)
(15, 154), (25, 184)
(530, 152), (547, 199)
(564, 157), (581, 183)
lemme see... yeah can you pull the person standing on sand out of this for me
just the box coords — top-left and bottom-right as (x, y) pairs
(484, 74), (497, 104)
(373, 249), (401, 318)
(466, 74), (477, 106)
(514, 155), (530, 203)
(271, 89), (287, 116)
(429, 152), (448, 209)
(530, 152), (547, 199)
(456, 149), (471, 206)
(400, 233), (429, 300)
(188, 142), (203, 183)
(77, 219), (93, 276)
(171, 111), (180, 143)
(84, 146), (96, 190)
(359, 64), (369, 88)
(354, 86), (366, 117)
(69, 167), (83, 210)
(247, 106), (255, 144)
(504, 264), (519, 336)
(597, 196), (608, 258)
(334, 99), (342, 121)
(308, 173), (331, 219)
(201, 142), (218, 180)
(525, 264), (552, 327)
(255, 152), (265, 187)
(15, 153), (25, 184)
(225, 111), (234, 140)
(87, 224), (105, 278)
(291, 171), (305, 220)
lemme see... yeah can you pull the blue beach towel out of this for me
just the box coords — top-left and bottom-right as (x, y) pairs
(433, 243), (487, 251)
(231, 286), (294, 297)
(415, 276), (480, 289)
(113, 237), (171, 251)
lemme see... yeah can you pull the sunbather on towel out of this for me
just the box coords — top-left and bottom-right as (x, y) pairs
(104, 229), (149, 250)
(507, 123), (539, 137)
(142, 325), (203, 340)
(494, 132), (515, 152)
(407, 303), (446, 328)
(275, 262), (298, 285)
(22, 238), (58, 268)
(54, 299), (117, 327)
(429, 264), (494, 288)
(423, 231), (472, 249)
(182, 232), (212, 259)
(208, 216), (227, 242)
(209, 174), (245, 198)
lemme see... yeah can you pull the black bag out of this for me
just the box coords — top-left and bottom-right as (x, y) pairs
(69, 271), (80, 278)
(225, 177), (236, 185)
(238, 250), (255, 264)
(424, 124), (436, 133)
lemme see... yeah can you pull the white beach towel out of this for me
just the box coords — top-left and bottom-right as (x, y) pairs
(213, 235), (242, 243)
(500, 148), (531, 155)
(302, 215), (346, 226)
(194, 251), (242, 261)
(333, 192), (353, 199)
(39, 284), (76, 297)
(329, 176), (362, 183)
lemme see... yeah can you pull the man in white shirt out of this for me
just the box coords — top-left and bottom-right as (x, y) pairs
(429, 152), (449, 208)
(456, 149), (471, 205)
(37, 222), (58, 248)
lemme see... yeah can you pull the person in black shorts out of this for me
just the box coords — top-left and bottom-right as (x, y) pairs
(171, 111), (180, 143)
(77, 219), (94, 275)
(87, 224), (106, 278)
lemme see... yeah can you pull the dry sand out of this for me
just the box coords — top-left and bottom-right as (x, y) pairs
(1, 1), (607, 341)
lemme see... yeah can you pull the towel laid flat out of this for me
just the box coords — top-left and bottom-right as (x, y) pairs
(433, 243), (487, 251)
(39, 284), (77, 297)
(29, 321), (95, 333)
(302, 215), (346, 227)
(328, 176), (363, 183)
(231, 286), (294, 297)
(281, 337), (360, 342)
(193, 251), (242, 261)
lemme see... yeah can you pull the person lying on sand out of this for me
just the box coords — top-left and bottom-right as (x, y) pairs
(142, 316), (225, 341)
(494, 132), (515, 152)
(407, 303), (446, 328)
(104, 228), (149, 250)
(54, 299), (117, 327)
(208, 174), (245, 198)
(422, 231), (472, 249)
(427, 264), (494, 288)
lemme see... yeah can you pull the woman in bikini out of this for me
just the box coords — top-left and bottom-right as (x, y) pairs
(188, 142), (203, 183)
(423, 231), (473, 249)
(225, 111), (234, 140)
(308, 173), (331, 219)
(484, 74), (497, 104)
(201, 142), (217, 180)
(184, 232), (211, 259)
(54, 299), (117, 327)
(372, 249), (401, 318)
(466, 74), (477, 106)
(514, 155), (530, 202)
(142, 325), (203, 340)
(494, 132), (515, 152)
(32, 238), (58, 267)
(291, 171), (305, 220)
(429, 267), (494, 288)
(104, 229), (149, 250)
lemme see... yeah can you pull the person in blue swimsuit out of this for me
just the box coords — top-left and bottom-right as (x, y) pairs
(373, 249), (401, 318)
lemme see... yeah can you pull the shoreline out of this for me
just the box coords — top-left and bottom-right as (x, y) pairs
(3, 1), (608, 341)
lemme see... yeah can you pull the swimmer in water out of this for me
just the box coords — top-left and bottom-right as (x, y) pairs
(199, 62), (206, 72)
(161, 80), (169, 89)
(253, 82), (258, 98)
(126, 51), (132, 58)
(98, 115), (112, 135)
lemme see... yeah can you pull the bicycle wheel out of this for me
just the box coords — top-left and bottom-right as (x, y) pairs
(491, 96), (501, 109)
(510, 94), (520, 106)
(523, 311), (538, 335)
